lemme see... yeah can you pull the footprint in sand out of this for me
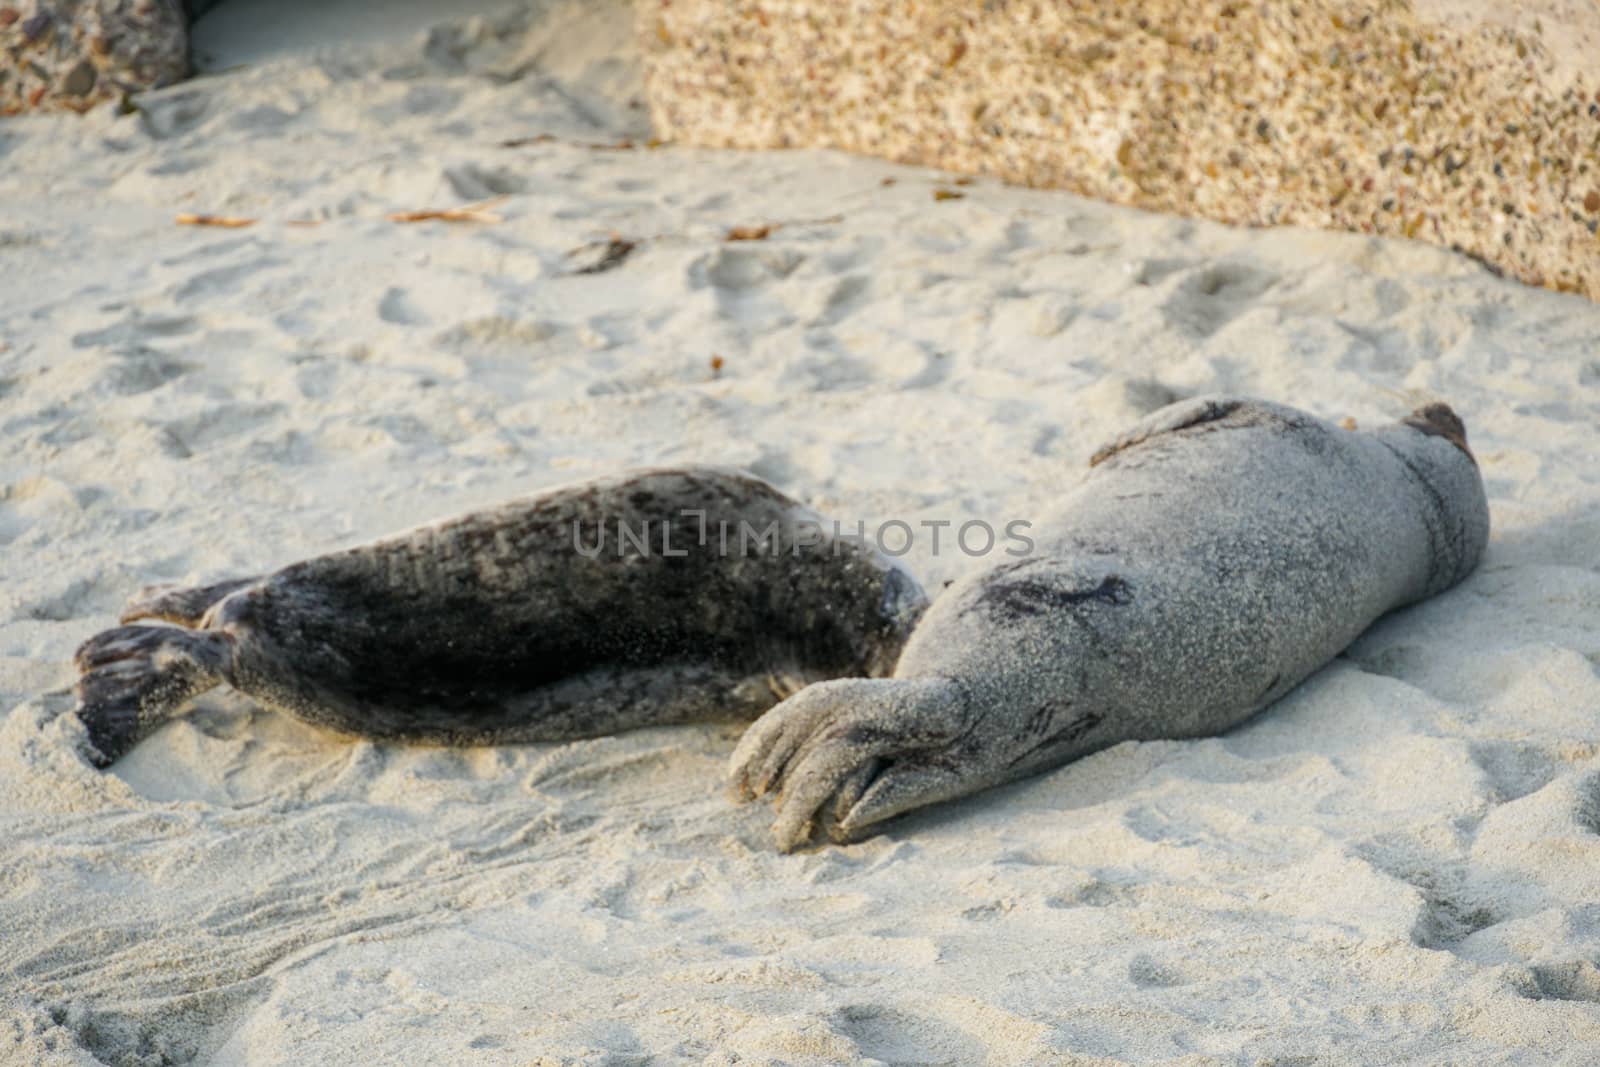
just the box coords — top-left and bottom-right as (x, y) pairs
(170, 259), (281, 305)
(378, 287), (429, 326)
(797, 273), (872, 328)
(1160, 260), (1280, 337)
(696, 244), (805, 292)
(444, 163), (528, 199)
(71, 311), (200, 349)
(137, 89), (210, 140)
(829, 1004), (988, 1065)
(104, 348), (197, 397)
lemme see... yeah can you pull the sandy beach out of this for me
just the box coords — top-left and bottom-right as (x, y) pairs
(3, 2), (1600, 1063)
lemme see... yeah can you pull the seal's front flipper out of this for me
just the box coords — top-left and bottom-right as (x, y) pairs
(727, 676), (974, 851)
(72, 625), (232, 767)
(120, 577), (260, 626)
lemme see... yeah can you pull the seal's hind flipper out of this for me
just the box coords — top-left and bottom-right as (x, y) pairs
(119, 577), (259, 626)
(73, 625), (232, 766)
(1089, 396), (1248, 467)
(1087, 395), (1319, 467)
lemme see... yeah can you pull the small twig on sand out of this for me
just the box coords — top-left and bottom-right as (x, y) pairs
(176, 213), (257, 228)
(724, 214), (844, 241)
(566, 213), (845, 276)
(389, 195), (509, 224)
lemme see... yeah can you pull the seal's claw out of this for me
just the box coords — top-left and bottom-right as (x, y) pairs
(830, 757), (883, 835)
(771, 744), (863, 851)
(76, 625), (160, 671)
(72, 625), (231, 767)
(728, 676), (972, 851)
(727, 679), (879, 803)
(836, 763), (966, 840)
(119, 578), (258, 626)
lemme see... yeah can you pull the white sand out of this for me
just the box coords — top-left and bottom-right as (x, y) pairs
(3, 2), (1600, 1063)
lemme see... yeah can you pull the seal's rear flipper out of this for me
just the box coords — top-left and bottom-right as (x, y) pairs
(1087, 395), (1324, 467)
(119, 577), (260, 626)
(72, 625), (232, 767)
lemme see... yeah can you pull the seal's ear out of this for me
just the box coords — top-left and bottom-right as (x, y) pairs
(1402, 403), (1474, 463)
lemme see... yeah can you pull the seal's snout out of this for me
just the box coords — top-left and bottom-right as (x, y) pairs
(1403, 402), (1473, 461)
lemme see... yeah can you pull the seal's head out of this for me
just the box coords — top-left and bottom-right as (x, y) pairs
(1379, 401), (1489, 594)
(1402, 402), (1474, 463)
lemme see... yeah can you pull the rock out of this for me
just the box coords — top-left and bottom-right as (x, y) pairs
(59, 56), (94, 95)
(1, 0), (188, 116)
(643, 0), (1600, 303)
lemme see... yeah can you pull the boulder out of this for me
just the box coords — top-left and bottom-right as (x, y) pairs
(641, 0), (1600, 301)
(1, 0), (187, 115)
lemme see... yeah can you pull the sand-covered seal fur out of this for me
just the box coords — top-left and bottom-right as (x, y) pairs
(730, 396), (1490, 850)
(72, 467), (928, 766)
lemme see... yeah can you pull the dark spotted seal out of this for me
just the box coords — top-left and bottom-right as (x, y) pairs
(72, 467), (927, 766)
(730, 396), (1490, 850)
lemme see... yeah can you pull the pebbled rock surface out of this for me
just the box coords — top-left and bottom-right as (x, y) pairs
(1, 0), (187, 115)
(643, 0), (1600, 302)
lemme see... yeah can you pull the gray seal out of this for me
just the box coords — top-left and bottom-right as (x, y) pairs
(730, 396), (1489, 850)
(72, 467), (927, 766)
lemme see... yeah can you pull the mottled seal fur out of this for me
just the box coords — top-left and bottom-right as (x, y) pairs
(731, 396), (1490, 850)
(72, 467), (927, 766)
